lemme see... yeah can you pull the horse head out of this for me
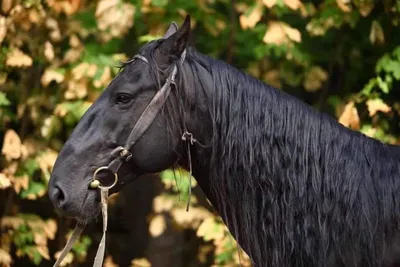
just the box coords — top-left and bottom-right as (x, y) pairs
(48, 16), (199, 222)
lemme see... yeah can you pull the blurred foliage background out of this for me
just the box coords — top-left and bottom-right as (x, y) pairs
(1, 0), (400, 266)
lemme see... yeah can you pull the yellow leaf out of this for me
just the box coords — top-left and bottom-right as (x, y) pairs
(33, 232), (47, 246)
(96, 0), (135, 39)
(6, 48), (32, 68)
(69, 35), (82, 48)
(152, 195), (174, 213)
(262, 0), (276, 8)
(71, 62), (89, 80)
(149, 215), (166, 237)
(54, 104), (68, 117)
(70, 0), (81, 14)
(263, 21), (286, 45)
(45, 17), (62, 42)
(131, 258), (151, 267)
(239, 4), (263, 30)
(12, 175), (29, 194)
(86, 64), (98, 78)
(356, 0), (374, 17)
(0, 248), (12, 267)
(54, 251), (73, 266)
(363, 126), (377, 138)
(306, 21), (325, 36)
(65, 79), (88, 99)
(104, 256), (118, 267)
(336, 0), (351, 12)
(0, 72), (6, 85)
(282, 23), (301, 42)
(95, 0), (118, 17)
(36, 246), (50, 260)
(2, 0), (13, 14)
(1, 129), (27, 161)
(366, 98), (391, 117)
(44, 219), (57, 240)
(3, 162), (17, 176)
(196, 217), (213, 238)
(0, 16), (6, 44)
(299, 3), (316, 17)
(41, 69), (64, 87)
(1, 216), (24, 229)
(303, 66), (328, 92)
(0, 173), (11, 189)
(63, 47), (83, 64)
(263, 21), (301, 45)
(171, 207), (212, 228)
(46, 0), (78, 15)
(263, 70), (281, 89)
(369, 20), (385, 45)
(338, 101), (360, 130)
(112, 53), (128, 62)
(283, 0), (301, 10)
(36, 149), (58, 180)
(44, 41), (55, 61)
(28, 8), (43, 24)
(197, 217), (225, 242)
(93, 67), (112, 88)
(235, 3), (249, 13)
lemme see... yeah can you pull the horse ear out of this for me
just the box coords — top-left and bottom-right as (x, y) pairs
(158, 15), (191, 66)
(163, 22), (179, 39)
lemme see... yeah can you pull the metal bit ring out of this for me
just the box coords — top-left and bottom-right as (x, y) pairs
(90, 166), (118, 190)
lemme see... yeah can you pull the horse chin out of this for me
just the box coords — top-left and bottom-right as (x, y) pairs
(66, 185), (102, 223)
(73, 197), (102, 224)
(75, 208), (101, 225)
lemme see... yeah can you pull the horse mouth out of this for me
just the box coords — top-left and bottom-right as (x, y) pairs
(75, 185), (102, 222)
(57, 185), (102, 223)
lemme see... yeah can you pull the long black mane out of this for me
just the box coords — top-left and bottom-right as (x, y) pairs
(125, 41), (400, 266)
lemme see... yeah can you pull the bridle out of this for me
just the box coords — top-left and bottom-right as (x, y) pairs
(53, 50), (189, 267)
(89, 50), (186, 190)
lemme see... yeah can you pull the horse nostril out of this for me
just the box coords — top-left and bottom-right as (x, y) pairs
(52, 184), (67, 208)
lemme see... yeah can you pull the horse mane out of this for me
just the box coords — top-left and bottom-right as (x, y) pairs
(130, 41), (400, 266)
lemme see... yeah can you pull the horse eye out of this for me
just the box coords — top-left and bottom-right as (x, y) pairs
(115, 93), (132, 104)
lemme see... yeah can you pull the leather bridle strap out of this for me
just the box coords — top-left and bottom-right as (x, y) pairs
(104, 58), (178, 176)
(53, 51), (186, 267)
(99, 49), (186, 179)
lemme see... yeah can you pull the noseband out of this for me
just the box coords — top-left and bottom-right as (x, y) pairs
(89, 51), (186, 190)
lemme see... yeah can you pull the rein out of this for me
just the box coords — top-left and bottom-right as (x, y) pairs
(53, 51), (187, 267)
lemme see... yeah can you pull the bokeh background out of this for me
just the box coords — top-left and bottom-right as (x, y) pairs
(1, 0), (400, 266)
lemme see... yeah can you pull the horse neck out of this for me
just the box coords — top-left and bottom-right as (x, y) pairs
(182, 52), (400, 266)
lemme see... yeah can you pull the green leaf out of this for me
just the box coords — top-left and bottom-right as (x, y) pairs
(20, 181), (46, 199)
(216, 250), (233, 264)
(387, 60), (400, 80)
(393, 46), (400, 60)
(138, 35), (162, 43)
(376, 76), (390, 94)
(376, 54), (391, 73)
(151, 0), (168, 8)
(72, 235), (92, 257)
(160, 169), (196, 202)
(72, 8), (97, 30)
(0, 92), (10, 106)
(23, 159), (40, 176)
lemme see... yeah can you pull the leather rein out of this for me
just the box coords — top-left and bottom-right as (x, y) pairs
(53, 50), (187, 267)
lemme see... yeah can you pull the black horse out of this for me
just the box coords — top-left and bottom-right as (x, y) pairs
(48, 16), (400, 267)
